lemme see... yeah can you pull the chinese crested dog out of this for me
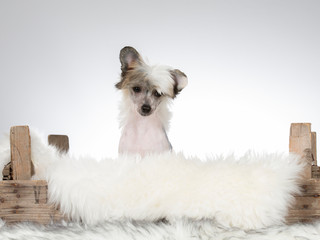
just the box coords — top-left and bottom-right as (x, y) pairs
(116, 46), (188, 156)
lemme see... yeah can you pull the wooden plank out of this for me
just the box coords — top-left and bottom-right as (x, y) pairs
(293, 197), (320, 210)
(289, 123), (313, 179)
(0, 180), (48, 204)
(48, 135), (69, 153)
(312, 165), (320, 178)
(297, 179), (320, 195)
(0, 180), (66, 224)
(287, 179), (320, 223)
(289, 123), (312, 157)
(10, 126), (34, 180)
(0, 206), (65, 224)
(287, 209), (320, 224)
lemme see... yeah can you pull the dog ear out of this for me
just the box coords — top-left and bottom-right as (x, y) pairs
(116, 47), (143, 89)
(171, 69), (188, 96)
(119, 46), (142, 73)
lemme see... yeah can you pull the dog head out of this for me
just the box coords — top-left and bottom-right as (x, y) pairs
(115, 46), (188, 116)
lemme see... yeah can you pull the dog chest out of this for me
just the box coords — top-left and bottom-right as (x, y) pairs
(119, 116), (171, 155)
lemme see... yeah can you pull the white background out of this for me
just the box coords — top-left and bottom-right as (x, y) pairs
(1, 0), (319, 159)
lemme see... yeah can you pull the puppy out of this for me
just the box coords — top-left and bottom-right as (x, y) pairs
(115, 46), (188, 156)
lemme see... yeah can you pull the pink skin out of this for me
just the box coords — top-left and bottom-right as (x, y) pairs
(118, 103), (172, 157)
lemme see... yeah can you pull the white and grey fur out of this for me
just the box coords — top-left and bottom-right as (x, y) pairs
(115, 46), (188, 156)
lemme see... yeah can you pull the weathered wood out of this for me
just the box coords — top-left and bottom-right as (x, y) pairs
(312, 165), (320, 178)
(10, 126), (34, 180)
(0, 180), (66, 224)
(1, 126), (69, 223)
(286, 209), (320, 223)
(289, 123), (313, 179)
(293, 196), (320, 210)
(297, 179), (320, 195)
(287, 179), (320, 223)
(48, 135), (69, 153)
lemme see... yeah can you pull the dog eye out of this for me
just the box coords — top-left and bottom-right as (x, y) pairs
(153, 91), (162, 98)
(132, 86), (141, 93)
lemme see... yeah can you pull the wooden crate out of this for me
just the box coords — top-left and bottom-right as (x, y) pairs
(0, 180), (64, 223)
(1, 124), (320, 224)
(287, 123), (320, 223)
(0, 126), (67, 224)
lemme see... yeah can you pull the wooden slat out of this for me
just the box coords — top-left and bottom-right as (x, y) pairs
(312, 165), (320, 178)
(48, 135), (69, 153)
(0, 180), (48, 204)
(287, 209), (320, 224)
(287, 179), (320, 223)
(293, 197), (320, 210)
(0, 206), (65, 224)
(0, 180), (66, 224)
(297, 179), (320, 195)
(289, 123), (313, 179)
(10, 126), (34, 180)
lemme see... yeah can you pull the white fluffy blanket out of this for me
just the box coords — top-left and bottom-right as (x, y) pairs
(0, 129), (303, 231)
(1, 218), (320, 240)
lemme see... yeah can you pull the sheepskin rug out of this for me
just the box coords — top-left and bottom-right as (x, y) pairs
(0, 128), (317, 239)
(1, 218), (320, 240)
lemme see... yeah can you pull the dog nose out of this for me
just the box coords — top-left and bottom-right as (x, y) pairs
(141, 104), (151, 114)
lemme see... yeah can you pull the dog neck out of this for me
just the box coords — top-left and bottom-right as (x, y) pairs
(118, 95), (172, 156)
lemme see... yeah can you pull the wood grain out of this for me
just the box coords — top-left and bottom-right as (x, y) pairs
(1, 126), (68, 224)
(287, 179), (320, 223)
(10, 126), (34, 180)
(0, 180), (66, 224)
(287, 209), (320, 223)
(289, 123), (313, 179)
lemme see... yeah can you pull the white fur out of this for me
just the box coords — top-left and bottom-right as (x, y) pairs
(0, 130), (303, 230)
(1, 218), (320, 240)
(141, 64), (188, 96)
(138, 64), (175, 96)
